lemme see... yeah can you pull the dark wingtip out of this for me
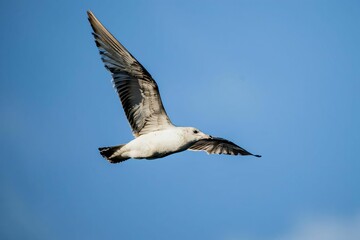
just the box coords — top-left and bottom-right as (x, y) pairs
(254, 154), (262, 158)
(87, 10), (96, 24)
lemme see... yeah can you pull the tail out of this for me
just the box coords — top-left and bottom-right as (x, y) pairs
(98, 144), (129, 163)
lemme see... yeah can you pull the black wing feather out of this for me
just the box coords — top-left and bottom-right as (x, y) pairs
(189, 137), (261, 157)
(87, 11), (173, 137)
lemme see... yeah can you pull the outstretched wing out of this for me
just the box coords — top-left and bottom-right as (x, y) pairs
(189, 137), (261, 157)
(87, 11), (173, 137)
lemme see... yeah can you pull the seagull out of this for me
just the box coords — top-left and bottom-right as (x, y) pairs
(87, 11), (261, 163)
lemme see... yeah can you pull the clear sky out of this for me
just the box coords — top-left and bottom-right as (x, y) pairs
(1, 0), (359, 239)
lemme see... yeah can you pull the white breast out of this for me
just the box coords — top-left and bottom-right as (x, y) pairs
(123, 128), (193, 159)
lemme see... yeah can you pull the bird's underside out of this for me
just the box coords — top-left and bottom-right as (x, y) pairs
(87, 10), (261, 163)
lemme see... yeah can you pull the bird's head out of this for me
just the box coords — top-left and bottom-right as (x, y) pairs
(184, 127), (212, 142)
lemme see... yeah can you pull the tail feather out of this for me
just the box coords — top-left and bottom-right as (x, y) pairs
(98, 145), (129, 163)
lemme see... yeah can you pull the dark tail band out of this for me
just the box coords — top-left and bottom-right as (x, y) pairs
(99, 145), (129, 163)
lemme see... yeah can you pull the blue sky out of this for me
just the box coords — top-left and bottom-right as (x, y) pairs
(1, 0), (359, 239)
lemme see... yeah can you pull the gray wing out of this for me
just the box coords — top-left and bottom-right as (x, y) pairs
(189, 137), (261, 157)
(87, 11), (173, 137)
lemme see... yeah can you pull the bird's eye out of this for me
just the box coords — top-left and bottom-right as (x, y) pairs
(193, 130), (199, 134)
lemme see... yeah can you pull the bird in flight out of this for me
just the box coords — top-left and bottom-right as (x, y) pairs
(87, 11), (261, 163)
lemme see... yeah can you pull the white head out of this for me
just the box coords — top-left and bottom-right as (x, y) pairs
(182, 127), (212, 142)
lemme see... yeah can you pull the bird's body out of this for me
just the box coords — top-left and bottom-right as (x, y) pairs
(87, 10), (261, 163)
(101, 127), (210, 162)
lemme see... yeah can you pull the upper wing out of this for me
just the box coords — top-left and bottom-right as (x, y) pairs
(189, 137), (261, 157)
(87, 11), (173, 137)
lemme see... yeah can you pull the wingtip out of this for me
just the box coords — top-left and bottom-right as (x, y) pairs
(254, 154), (262, 158)
(87, 10), (96, 21)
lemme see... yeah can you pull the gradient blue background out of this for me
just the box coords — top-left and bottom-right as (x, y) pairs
(1, 0), (359, 239)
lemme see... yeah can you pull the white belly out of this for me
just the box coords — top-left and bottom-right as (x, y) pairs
(123, 128), (192, 159)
